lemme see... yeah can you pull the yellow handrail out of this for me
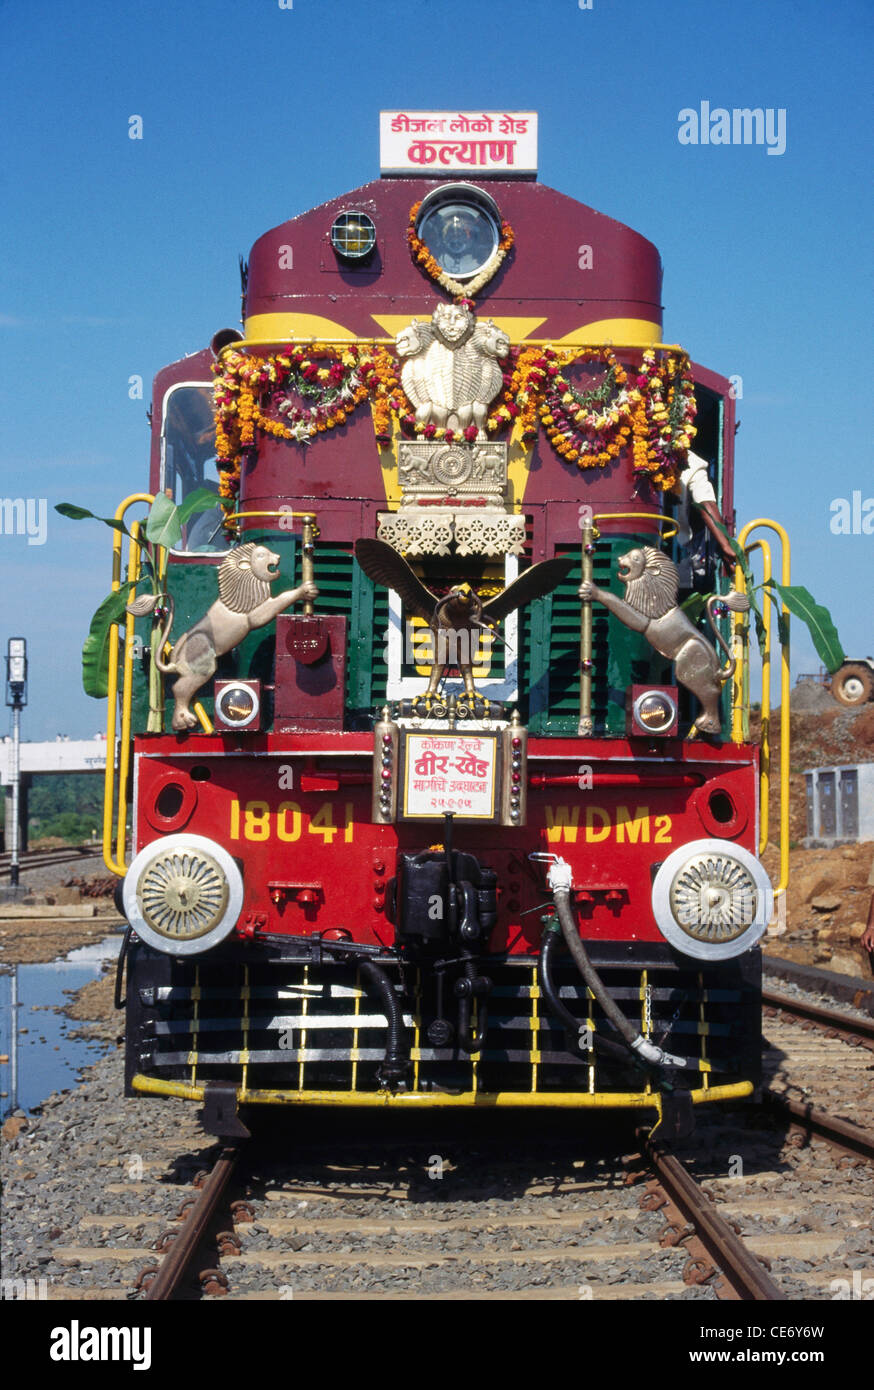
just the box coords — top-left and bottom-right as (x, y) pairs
(102, 493), (154, 877)
(735, 540), (773, 852)
(592, 511), (679, 541)
(731, 519), (791, 898)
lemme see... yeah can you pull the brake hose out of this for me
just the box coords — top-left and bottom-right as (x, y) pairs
(538, 924), (640, 1066)
(545, 857), (688, 1070)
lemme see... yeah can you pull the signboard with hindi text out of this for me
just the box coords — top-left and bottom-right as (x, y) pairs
(380, 111), (537, 177)
(400, 730), (501, 822)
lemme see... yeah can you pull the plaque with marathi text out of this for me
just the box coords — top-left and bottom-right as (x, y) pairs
(400, 730), (501, 822)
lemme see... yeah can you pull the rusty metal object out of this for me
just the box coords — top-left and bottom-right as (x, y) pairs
(230, 1199), (256, 1223)
(644, 1137), (786, 1301)
(199, 1268), (229, 1297)
(683, 1257), (717, 1286)
(639, 1184), (668, 1211)
(151, 1229), (179, 1253)
(217, 1231), (242, 1256)
(135, 1266), (159, 1293)
(660, 1220), (695, 1248)
(764, 1089), (874, 1163)
(145, 1144), (242, 1302)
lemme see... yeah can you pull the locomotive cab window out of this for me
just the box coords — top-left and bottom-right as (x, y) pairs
(160, 383), (230, 553)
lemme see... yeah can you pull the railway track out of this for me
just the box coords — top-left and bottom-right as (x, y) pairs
(763, 986), (874, 1052)
(97, 1140), (772, 1300)
(11, 961), (874, 1303)
(761, 983), (874, 1164)
(45, 1128), (801, 1301)
(0, 845), (102, 878)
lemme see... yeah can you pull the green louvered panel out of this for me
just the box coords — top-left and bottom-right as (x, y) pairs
(527, 540), (672, 736)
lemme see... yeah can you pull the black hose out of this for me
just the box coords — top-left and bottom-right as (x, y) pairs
(552, 887), (688, 1069)
(358, 959), (409, 1086)
(114, 925), (133, 1010)
(553, 891), (640, 1046)
(537, 926), (636, 1066)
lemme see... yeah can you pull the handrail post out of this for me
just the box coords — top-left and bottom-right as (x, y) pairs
(102, 493), (154, 877)
(578, 517), (595, 735)
(735, 519), (791, 901)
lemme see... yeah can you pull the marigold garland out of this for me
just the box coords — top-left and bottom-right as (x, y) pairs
(212, 339), (696, 504)
(509, 345), (696, 490)
(213, 344), (400, 502)
(406, 201), (515, 299)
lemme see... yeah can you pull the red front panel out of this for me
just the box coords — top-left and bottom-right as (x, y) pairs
(134, 733), (759, 954)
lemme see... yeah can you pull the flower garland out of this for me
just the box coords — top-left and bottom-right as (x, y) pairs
(407, 201), (515, 299)
(508, 345), (696, 490)
(212, 339), (696, 503)
(213, 344), (400, 500)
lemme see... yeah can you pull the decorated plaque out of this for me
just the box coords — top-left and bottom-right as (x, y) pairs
(380, 111), (538, 177)
(400, 730), (501, 821)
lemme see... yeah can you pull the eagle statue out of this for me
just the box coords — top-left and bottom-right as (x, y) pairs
(355, 538), (574, 704)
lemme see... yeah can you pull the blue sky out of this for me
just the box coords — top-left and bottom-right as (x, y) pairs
(1, 0), (872, 739)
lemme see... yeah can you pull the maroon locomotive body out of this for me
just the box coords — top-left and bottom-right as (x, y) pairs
(107, 122), (773, 1135)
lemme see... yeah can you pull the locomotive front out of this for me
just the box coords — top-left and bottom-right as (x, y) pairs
(109, 115), (778, 1136)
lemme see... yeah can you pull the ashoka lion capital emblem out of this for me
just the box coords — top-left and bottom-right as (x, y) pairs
(396, 302), (510, 441)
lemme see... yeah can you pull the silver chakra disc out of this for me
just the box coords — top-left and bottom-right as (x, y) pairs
(431, 445), (473, 487)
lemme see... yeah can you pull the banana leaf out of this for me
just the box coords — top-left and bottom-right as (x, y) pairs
(177, 486), (223, 526)
(679, 592), (707, 623)
(55, 502), (132, 538)
(763, 579), (846, 674)
(81, 582), (139, 698)
(144, 491), (182, 549)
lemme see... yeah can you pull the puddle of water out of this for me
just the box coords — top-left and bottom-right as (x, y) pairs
(0, 936), (121, 1118)
(66, 934), (123, 965)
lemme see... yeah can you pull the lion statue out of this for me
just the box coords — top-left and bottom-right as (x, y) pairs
(127, 543), (317, 731)
(578, 546), (749, 735)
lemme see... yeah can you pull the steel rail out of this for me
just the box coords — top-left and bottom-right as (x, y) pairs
(763, 987), (874, 1049)
(763, 1090), (874, 1163)
(0, 846), (102, 876)
(644, 1137), (787, 1301)
(144, 1145), (242, 1301)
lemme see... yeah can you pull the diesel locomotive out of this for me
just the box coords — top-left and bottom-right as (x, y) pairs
(95, 113), (791, 1137)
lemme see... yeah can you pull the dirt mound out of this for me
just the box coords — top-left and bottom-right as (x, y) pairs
(790, 678), (835, 713)
(753, 700), (874, 977)
(752, 703), (874, 774)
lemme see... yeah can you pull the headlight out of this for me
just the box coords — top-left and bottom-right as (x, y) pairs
(631, 688), (678, 736)
(214, 680), (261, 730)
(330, 211), (377, 261)
(122, 834), (243, 956)
(651, 838), (772, 960)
